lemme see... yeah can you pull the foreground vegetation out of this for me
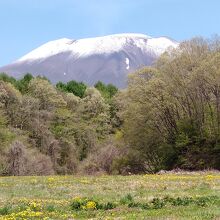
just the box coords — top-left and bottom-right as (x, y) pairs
(0, 173), (219, 219)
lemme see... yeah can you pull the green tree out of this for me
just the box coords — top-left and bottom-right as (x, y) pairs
(118, 38), (220, 172)
(66, 80), (87, 98)
(56, 81), (67, 92)
(28, 78), (67, 110)
(16, 73), (33, 94)
(0, 73), (16, 85)
(95, 81), (118, 99)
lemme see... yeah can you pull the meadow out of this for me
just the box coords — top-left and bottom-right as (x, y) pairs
(0, 172), (219, 219)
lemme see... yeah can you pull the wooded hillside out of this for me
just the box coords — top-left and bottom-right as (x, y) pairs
(0, 37), (220, 175)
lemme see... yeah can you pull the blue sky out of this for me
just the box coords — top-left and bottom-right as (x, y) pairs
(1, 0), (220, 66)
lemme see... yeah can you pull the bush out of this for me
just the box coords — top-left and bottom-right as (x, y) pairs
(0, 206), (11, 215)
(70, 197), (116, 211)
(79, 142), (122, 175)
(7, 140), (54, 176)
(120, 194), (134, 205)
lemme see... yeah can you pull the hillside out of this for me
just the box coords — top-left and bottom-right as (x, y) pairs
(0, 37), (220, 177)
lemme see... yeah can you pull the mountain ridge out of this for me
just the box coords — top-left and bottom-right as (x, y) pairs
(0, 33), (178, 88)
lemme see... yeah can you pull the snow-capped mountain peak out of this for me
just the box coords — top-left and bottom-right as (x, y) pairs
(0, 33), (178, 88)
(18, 33), (177, 62)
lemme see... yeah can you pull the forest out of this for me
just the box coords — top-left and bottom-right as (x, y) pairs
(0, 37), (220, 176)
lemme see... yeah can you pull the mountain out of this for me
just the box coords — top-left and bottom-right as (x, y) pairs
(0, 33), (178, 88)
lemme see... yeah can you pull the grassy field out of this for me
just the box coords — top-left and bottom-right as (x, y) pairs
(0, 173), (219, 219)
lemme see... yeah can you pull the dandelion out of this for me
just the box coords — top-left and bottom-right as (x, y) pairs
(86, 201), (97, 210)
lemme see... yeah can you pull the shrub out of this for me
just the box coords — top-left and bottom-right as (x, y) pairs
(102, 202), (116, 210)
(45, 204), (56, 212)
(0, 205), (11, 215)
(7, 140), (54, 176)
(151, 198), (165, 209)
(70, 197), (116, 211)
(120, 194), (134, 205)
(79, 142), (122, 175)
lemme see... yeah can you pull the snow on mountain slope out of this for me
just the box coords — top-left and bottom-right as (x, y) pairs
(18, 34), (177, 62)
(0, 33), (178, 88)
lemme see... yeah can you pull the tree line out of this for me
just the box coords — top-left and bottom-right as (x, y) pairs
(0, 37), (220, 175)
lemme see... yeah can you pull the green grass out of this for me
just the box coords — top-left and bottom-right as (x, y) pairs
(0, 173), (219, 219)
